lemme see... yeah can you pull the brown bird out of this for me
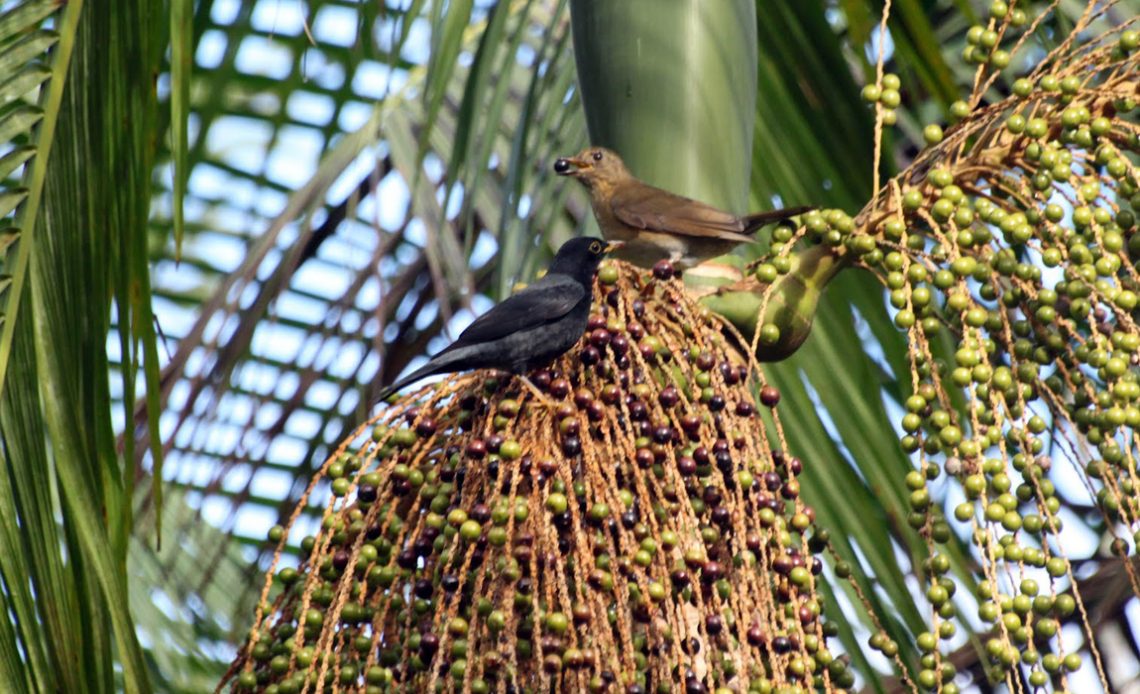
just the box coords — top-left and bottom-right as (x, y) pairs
(554, 146), (812, 269)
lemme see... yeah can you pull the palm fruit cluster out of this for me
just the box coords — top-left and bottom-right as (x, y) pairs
(743, 10), (1138, 693)
(221, 260), (844, 693)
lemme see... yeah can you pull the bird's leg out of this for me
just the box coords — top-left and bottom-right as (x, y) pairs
(713, 278), (759, 296)
(517, 374), (556, 409)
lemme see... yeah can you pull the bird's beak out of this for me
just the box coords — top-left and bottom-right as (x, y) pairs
(553, 156), (589, 176)
(604, 241), (625, 253)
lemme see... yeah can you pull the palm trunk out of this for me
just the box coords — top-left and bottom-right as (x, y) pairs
(569, 0), (757, 212)
(567, 0), (845, 360)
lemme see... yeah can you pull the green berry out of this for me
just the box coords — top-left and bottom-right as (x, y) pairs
(545, 492), (568, 514)
(759, 323), (780, 346)
(499, 440), (522, 460)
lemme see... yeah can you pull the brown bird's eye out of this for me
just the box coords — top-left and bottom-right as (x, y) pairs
(592, 150), (603, 162)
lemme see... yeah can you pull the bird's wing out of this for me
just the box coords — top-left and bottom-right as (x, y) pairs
(609, 182), (756, 243)
(449, 274), (585, 347)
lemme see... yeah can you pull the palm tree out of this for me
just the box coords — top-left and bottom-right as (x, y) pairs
(2, 0), (1139, 692)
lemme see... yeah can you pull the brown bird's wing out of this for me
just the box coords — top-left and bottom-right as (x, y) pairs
(608, 182), (755, 243)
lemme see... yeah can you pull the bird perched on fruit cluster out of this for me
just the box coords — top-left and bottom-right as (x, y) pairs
(554, 146), (812, 269)
(376, 237), (621, 402)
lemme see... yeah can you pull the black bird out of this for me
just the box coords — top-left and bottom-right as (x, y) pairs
(375, 237), (621, 402)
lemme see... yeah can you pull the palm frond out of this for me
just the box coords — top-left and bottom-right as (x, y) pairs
(0, 0), (66, 397)
(0, 0), (174, 690)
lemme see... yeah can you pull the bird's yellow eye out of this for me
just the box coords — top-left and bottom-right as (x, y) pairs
(590, 241), (602, 253)
(592, 150), (603, 162)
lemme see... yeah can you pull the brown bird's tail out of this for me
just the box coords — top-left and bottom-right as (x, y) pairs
(741, 206), (815, 234)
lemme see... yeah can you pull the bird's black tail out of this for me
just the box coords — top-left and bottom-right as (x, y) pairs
(373, 343), (479, 405)
(374, 361), (442, 405)
(741, 206), (815, 234)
